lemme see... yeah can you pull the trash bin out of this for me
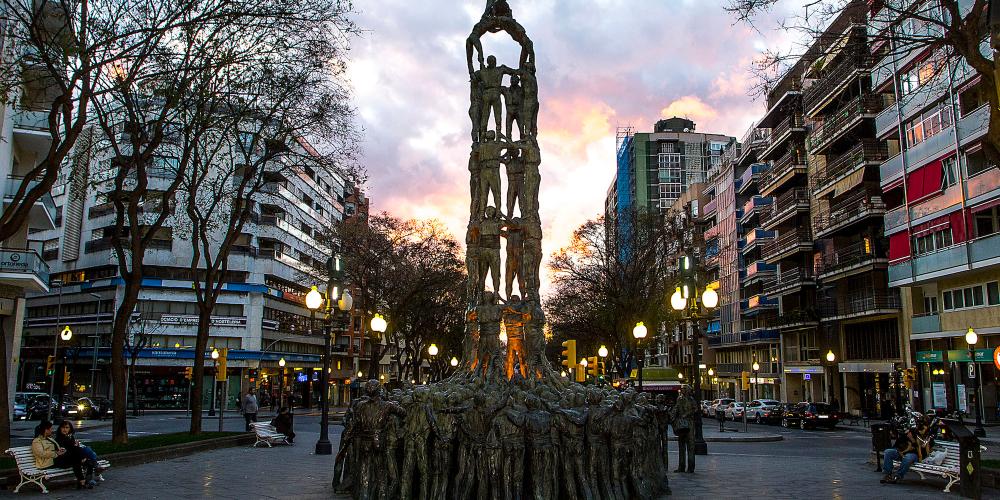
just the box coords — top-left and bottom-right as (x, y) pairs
(871, 423), (892, 472)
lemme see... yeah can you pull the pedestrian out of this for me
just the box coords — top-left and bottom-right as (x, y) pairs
(716, 403), (726, 432)
(881, 418), (933, 484)
(242, 391), (259, 432)
(271, 406), (295, 444)
(671, 385), (698, 473)
(831, 396), (840, 411)
(31, 420), (90, 490)
(55, 420), (103, 486)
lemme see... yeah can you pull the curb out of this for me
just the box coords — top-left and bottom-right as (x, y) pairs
(1, 433), (254, 489)
(667, 435), (783, 443)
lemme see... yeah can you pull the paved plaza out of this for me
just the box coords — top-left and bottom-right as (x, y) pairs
(1, 422), (986, 499)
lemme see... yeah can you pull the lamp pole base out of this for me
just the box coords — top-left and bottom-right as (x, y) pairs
(315, 438), (333, 455)
(694, 415), (708, 455)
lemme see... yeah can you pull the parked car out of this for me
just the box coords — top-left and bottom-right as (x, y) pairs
(746, 399), (781, 423)
(725, 402), (747, 420)
(701, 400), (713, 416)
(707, 398), (735, 418)
(781, 402), (840, 430)
(770, 402), (796, 424)
(90, 397), (113, 419)
(72, 397), (100, 419)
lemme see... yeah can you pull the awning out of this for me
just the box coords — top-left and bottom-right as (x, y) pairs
(838, 362), (895, 373)
(833, 169), (866, 198)
(971, 197), (1000, 214)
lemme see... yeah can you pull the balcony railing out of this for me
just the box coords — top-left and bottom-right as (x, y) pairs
(818, 291), (901, 319)
(85, 238), (172, 253)
(5, 176), (58, 223)
(762, 228), (813, 262)
(703, 198), (718, 216)
(764, 266), (816, 295)
(814, 194), (885, 237)
(807, 95), (881, 153)
(803, 54), (873, 114)
(745, 261), (777, 282)
(741, 195), (773, 222)
(773, 309), (819, 328)
(911, 313), (941, 335)
(743, 229), (775, 250)
(813, 140), (889, 195)
(737, 163), (770, 194)
(761, 188), (809, 227)
(760, 150), (806, 193)
(816, 238), (886, 278)
(739, 328), (781, 343)
(770, 113), (804, 142)
(0, 248), (50, 286)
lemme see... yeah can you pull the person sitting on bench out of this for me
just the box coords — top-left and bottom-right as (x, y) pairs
(31, 420), (92, 490)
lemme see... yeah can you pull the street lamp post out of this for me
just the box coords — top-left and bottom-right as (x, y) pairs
(428, 343), (439, 382)
(672, 281), (717, 456)
(826, 349), (837, 410)
(49, 325), (72, 421)
(370, 314), (387, 381)
(278, 357), (286, 409)
(965, 327), (986, 437)
(89, 293), (102, 399)
(209, 348), (219, 417)
(632, 322), (647, 390)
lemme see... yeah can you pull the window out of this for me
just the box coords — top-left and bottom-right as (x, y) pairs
(923, 295), (938, 314)
(974, 206), (1000, 238)
(904, 102), (953, 148)
(660, 142), (676, 154)
(942, 281), (1000, 311)
(940, 156), (958, 190)
(911, 228), (952, 256)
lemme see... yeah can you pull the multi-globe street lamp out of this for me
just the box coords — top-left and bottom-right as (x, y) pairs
(632, 322), (648, 390)
(48, 325), (73, 421)
(966, 327), (986, 437)
(671, 270), (718, 456)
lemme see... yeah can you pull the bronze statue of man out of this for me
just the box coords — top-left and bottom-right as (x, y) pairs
(521, 214), (542, 297)
(502, 216), (525, 299)
(503, 148), (524, 218)
(520, 62), (539, 138)
(503, 73), (524, 141)
(475, 55), (516, 136)
(478, 130), (505, 215)
(470, 70), (484, 142)
(476, 291), (503, 380)
(478, 206), (502, 295)
(399, 388), (440, 500)
(501, 294), (529, 380)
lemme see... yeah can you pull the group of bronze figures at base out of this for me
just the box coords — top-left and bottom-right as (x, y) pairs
(332, 378), (697, 499)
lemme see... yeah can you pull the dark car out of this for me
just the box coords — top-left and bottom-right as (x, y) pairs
(73, 397), (100, 419)
(26, 395), (63, 421)
(90, 397), (113, 419)
(781, 402), (839, 430)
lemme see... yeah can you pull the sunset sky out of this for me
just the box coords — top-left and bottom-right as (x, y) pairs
(348, 0), (803, 289)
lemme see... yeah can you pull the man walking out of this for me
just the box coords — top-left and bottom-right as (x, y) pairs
(671, 385), (698, 473)
(242, 391), (259, 432)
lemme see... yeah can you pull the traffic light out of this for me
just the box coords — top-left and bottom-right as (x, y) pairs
(63, 369), (70, 387)
(46, 355), (55, 376)
(183, 367), (193, 380)
(741, 371), (750, 391)
(216, 348), (229, 382)
(561, 340), (577, 373)
(587, 356), (599, 377)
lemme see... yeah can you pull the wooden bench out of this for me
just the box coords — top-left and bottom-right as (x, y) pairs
(6, 446), (110, 494)
(250, 422), (290, 448)
(892, 441), (963, 493)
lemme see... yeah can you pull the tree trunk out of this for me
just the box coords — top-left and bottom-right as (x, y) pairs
(109, 280), (140, 444)
(189, 316), (212, 434)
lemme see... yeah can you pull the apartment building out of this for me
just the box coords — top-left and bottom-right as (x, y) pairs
(20, 136), (378, 410)
(0, 5), (60, 412)
(873, 2), (1000, 421)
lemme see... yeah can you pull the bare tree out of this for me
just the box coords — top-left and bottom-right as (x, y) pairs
(726, 0), (1000, 160)
(546, 211), (674, 378)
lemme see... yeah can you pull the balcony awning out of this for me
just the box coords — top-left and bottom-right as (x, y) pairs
(970, 197), (1000, 214)
(831, 169), (865, 198)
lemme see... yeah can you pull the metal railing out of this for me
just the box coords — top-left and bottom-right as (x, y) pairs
(803, 53), (873, 113)
(773, 309), (819, 328)
(762, 228), (812, 261)
(0, 248), (50, 283)
(812, 140), (888, 193)
(761, 188), (809, 227)
(807, 94), (881, 152)
(760, 150), (806, 192)
(814, 194), (885, 236)
(769, 113), (804, 143)
(816, 238), (887, 276)
(818, 291), (901, 319)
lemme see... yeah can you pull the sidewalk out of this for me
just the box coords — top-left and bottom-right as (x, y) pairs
(669, 423), (783, 442)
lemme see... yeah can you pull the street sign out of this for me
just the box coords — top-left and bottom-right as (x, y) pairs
(993, 346), (1000, 371)
(969, 363), (976, 379)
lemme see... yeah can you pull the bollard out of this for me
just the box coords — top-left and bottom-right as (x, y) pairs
(870, 423), (892, 472)
(942, 418), (981, 499)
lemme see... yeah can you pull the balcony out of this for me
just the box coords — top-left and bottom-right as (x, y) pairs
(818, 291), (901, 321)
(737, 163), (770, 195)
(806, 94), (881, 154)
(742, 294), (779, 316)
(739, 328), (781, 343)
(11, 109), (55, 162)
(773, 309), (819, 330)
(762, 228), (813, 263)
(764, 266), (816, 296)
(817, 239), (887, 281)
(703, 198), (718, 217)
(911, 314), (941, 335)
(4, 176), (57, 230)
(744, 260), (777, 285)
(0, 248), (49, 292)
(803, 54), (873, 117)
(740, 195), (773, 223)
(812, 140), (889, 197)
(888, 232), (1000, 287)
(742, 229), (776, 253)
(761, 188), (810, 230)
(759, 113), (806, 161)
(813, 194), (885, 238)
(760, 150), (807, 196)
(85, 238), (172, 253)
(704, 224), (721, 241)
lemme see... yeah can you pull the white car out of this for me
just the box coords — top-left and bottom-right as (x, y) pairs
(725, 402), (747, 420)
(747, 399), (781, 423)
(707, 398), (735, 417)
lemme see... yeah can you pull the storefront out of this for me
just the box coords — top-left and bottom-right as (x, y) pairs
(838, 362), (901, 419)
(915, 345), (999, 423)
(782, 366), (824, 403)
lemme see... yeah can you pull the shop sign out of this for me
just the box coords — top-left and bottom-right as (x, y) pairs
(946, 349), (993, 363)
(916, 351), (943, 363)
(783, 366), (823, 374)
(160, 314), (247, 327)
